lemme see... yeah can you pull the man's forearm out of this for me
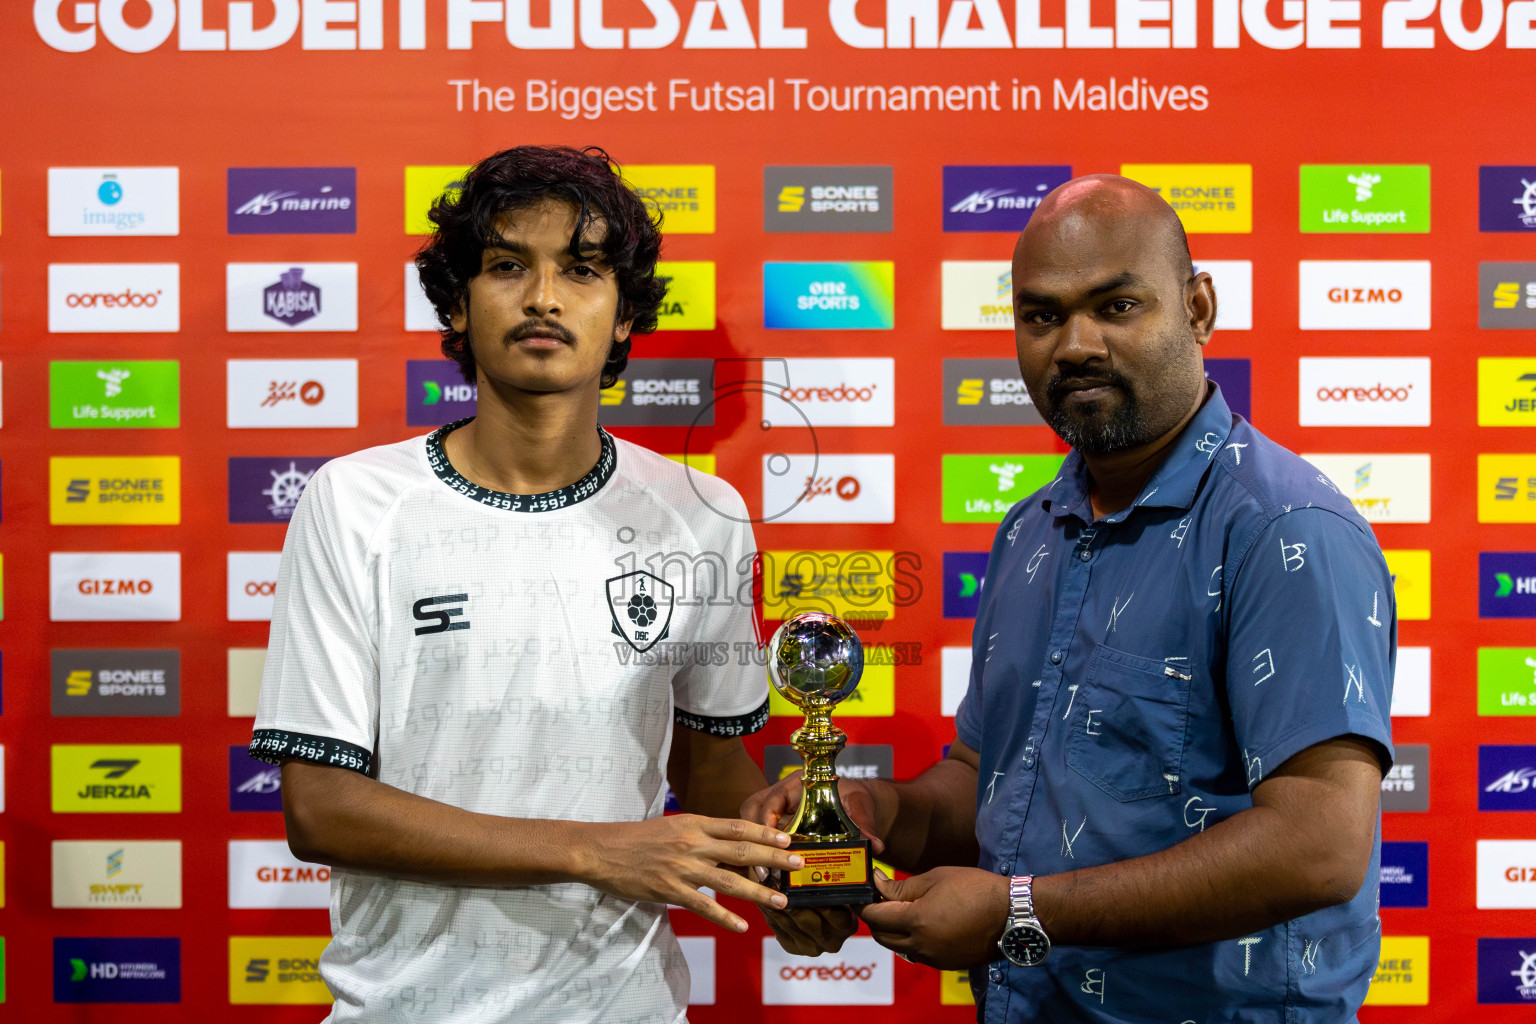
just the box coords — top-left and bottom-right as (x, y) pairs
(871, 757), (982, 874)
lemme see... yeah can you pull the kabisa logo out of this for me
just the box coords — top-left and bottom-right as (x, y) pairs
(763, 167), (893, 233)
(1478, 938), (1536, 1003)
(50, 649), (180, 717)
(228, 168), (357, 234)
(230, 747), (283, 812)
(1480, 167), (1536, 232)
(407, 361), (478, 426)
(48, 167), (179, 236)
(54, 937), (180, 1004)
(942, 165), (1071, 232)
(764, 262), (894, 329)
(51, 743), (182, 813)
(942, 552), (989, 618)
(1481, 746), (1536, 810)
(229, 263), (357, 332)
(263, 268), (321, 326)
(1482, 553), (1536, 618)
(1480, 263), (1536, 329)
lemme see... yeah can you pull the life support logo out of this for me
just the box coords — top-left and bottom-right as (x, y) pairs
(761, 937), (893, 1005)
(227, 552), (281, 622)
(49, 264), (180, 333)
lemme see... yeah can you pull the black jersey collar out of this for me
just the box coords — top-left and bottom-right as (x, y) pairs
(425, 417), (617, 513)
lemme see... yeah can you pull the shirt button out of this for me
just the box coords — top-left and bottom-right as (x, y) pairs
(1079, 549), (1092, 562)
(999, 861), (1011, 874)
(990, 969), (1004, 984)
(1050, 650), (1063, 664)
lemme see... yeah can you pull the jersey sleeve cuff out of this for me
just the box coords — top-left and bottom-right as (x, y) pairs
(250, 728), (374, 775)
(674, 696), (770, 738)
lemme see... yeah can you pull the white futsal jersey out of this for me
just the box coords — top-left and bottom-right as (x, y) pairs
(252, 420), (768, 1024)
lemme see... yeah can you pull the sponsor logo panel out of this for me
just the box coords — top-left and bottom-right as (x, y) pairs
(1479, 166), (1536, 232)
(1479, 840), (1536, 908)
(50, 552), (181, 622)
(1298, 164), (1429, 233)
(664, 453), (716, 475)
(226, 263), (358, 332)
(1481, 745), (1536, 810)
(770, 662), (894, 717)
(677, 936), (715, 1005)
(941, 260), (1013, 329)
(1383, 550), (1429, 621)
(1119, 163), (1252, 233)
(764, 166), (892, 233)
(764, 744), (892, 783)
(761, 358), (894, 427)
(943, 552), (988, 618)
(942, 357), (1043, 426)
(50, 456), (180, 525)
(942, 165), (1070, 232)
(228, 456), (328, 523)
(228, 552), (281, 621)
(1298, 261), (1431, 330)
(406, 361), (477, 426)
(48, 167), (178, 236)
(763, 262), (894, 330)
(404, 262), (440, 331)
(1479, 647), (1536, 715)
(1391, 647), (1430, 718)
(1300, 454), (1430, 524)
(1297, 357), (1430, 427)
(51, 649), (180, 717)
(625, 165), (715, 233)
(49, 360), (180, 429)
(228, 936), (332, 1004)
(598, 358), (715, 427)
(1205, 358), (1251, 420)
(941, 969), (974, 1005)
(654, 261), (716, 330)
(228, 648), (266, 717)
(230, 746), (282, 812)
(941, 455), (1064, 523)
(54, 937), (180, 1003)
(1480, 454), (1536, 522)
(404, 165), (469, 235)
(229, 840), (331, 908)
(762, 454), (894, 524)
(1478, 938), (1536, 1003)
(227, 359), (358, 428)
(51, 744), (181, 813)
(1380, 841), (1428, 908)
(1479, 358), (1536, 426)
(49, 263), (180, 333)
(941, 646), (972, 717)
(1363, 936), (1428, 1005)
(1193, 260), (1252, 330)
(227, 167), (356, 234)
(762, 550), (898, 623)
(1478, 262), (1536, 329)
(761, 937), (893, 1005)
(1381, 744), (1428, 813)
(52, 841), (182, 908)
(1482, 553), (1536, 619)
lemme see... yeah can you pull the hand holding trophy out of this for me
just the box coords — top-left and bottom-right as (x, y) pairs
(766, 611), (880, 907)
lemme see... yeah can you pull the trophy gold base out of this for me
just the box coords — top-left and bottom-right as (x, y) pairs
(771, 839), (879, 908)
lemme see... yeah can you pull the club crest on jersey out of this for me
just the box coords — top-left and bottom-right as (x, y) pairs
(606, 571), (675, 652)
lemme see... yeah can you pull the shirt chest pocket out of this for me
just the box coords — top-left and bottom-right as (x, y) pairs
(1065, 644), (1194, 802)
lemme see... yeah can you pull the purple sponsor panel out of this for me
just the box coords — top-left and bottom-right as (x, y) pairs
(1379, 841), (1428, 908)
(1479, 745), (1536, 811)
(230, 745), (283, 812)
(1479, 166), (1536, 233)
(943, 552), (989, 618)
(1478, 938), (1536, 1003)
(55, 937), (181, 1003)
(1206, 358), (1252, 421)
(227, 167), (357, 234)
(407, 360), (478, 426)
(228, 456), (330, 523)
(1481, 553), (1536, 619)
(942, 166), (1072, 232)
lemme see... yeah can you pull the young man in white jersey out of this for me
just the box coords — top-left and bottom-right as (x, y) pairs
(251, 145), (804, 1023)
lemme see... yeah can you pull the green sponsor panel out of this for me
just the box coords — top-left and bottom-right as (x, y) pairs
(942, 454), (1064, 523)
(1298, 165), (1429, 233)
(0, 935), (5, 1003)
(1478, 647), (1536, 715)
(49, 360), (180, 428)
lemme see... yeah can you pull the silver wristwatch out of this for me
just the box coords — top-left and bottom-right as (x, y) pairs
(997, 874), (1051, 967)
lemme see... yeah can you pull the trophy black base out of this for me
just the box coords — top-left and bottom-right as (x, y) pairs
(771, 838), (879, 908)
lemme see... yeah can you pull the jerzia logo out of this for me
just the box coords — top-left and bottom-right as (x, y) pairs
(412, 594), (470, 636)
(607, 571), (675, 652)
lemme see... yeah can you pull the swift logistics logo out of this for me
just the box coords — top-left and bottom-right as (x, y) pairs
(49, 456), (181, 525)
(49, 263), (180, 333)
(1479, 262), (1536, 329)
(50, 552), (181, 622)
(625, 165), (715, 233)
(1300, 453), (1430, 523)
(406, 361), (477, 426)
(1381, 744), (1428, 813)
(1479, 166), (1536, 232)
(54, 937), (180, 1004)
(942, 358), (1043, 426)
(764, 262), (894, 329)
(597, 358), (715, 426)
(1363, 937), (1429, 1006)
(760, 358), (894, 427)
(1298, 260), (1431, 330)
(1297, 357), (1430, 427)
(764, 166), (892, 232)
(227, 167), (356, 234)
(943, 552), (988, 617)
(941, 455), (1064, 523)
(229, 936), (332, 1004)
(228, 648), (266, 717)
(228, 840), (331, 908)
(226, 263), (358, 332)
(49, 360), (180, 428)
(51, 841), (183, 908)
(1298, 164), (1430, 233)
(1478, 938), (1536, 1003)
(1479, 454), (1536, 522)
(227, 358), (359, 428)
(229, 746), (282, 812)
(1119, 164), (1251, 233)
(1478, 358), (1536, 425)
(942, 165), (1070, 232)
(761, 454), (894, 524)
(51, 744), (181, 813)
(1482, 553), (1536, 618)
(1478, 647), (1536, 716)
(50, 649), (180, 717)
(941, 260), (1013, 329)
(1380, 841), (1428, 908)
(1481, 745), (1536, 811)
(654, 260), (716, 329)
(1478, 840), (1536, 908)
(48, 167), (179, 236)
(228, 456), (329, 523)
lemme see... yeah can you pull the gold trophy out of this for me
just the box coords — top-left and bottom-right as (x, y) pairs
(767, 611), (879, 907)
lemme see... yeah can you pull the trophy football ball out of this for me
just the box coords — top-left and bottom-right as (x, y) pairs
(767, 611), (865, 707)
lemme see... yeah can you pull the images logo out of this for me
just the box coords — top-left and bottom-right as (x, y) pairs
(1297, 357), (1430, 427)
(228, 936), (332, 1004)
(942, 165), (1071, 232)
(1120, 164), (1251, 233)
(50, 649), (180, 717)
(50, 552), (181, 622)
(1481, 745), (1536, 810)
(1478, 938), (1536, 1003)
(227, 167), (356, 234)
(49, 263), (180, 333)
(760, 358), (894, 427)
(941, 455), (1064, 523)
(229, 746), (282, 812)
(227, 456), (328, 523)
(406, 361), (477, 426)
(1380, 841), (1428, 908)
(761, 937), (892, 1005)
(1301, 453), (1430, 523)
(228, 840), (331, 909)
(654, 261), (716, 330)
(1298, 261), (1431, 330)
(51, 744), (181, 813)
(1298, 165), (1430, 233)
(54, 937), (180, 1003)
(52, 841), (182, 908)
(942, 358), (1043, 426)
(404, 165), (469, 235)
(228, 552), (281, 622)
(1478, 647), (1536, 716)
(1479, 262), (1536, 329)
(625, 165), (715, 233)
(1479, 166), (1536, 232)
(48, 167), (179, 236)
(50, 457), (180, 525)
(764, 262), (894, 329)
(762, 454), (894, 524)
(1363, 936), (1429, 1006)
(227, 263), (357, 332)
(228, 359), (358, 428)
(1479, 840), (1536, 908)
(763, 167), (892, 233)
(50, 360), (180, 429)
(943, 552), (989, 618)
(596, 358), (715, 427)
(941, 261), (1013, 329)
(1482, 553), (1536, 618)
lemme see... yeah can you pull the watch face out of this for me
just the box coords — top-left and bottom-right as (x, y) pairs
(1000, 923), (1050, 967)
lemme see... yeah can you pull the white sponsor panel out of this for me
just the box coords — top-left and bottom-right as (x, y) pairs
(405, 262), (441, 331)
(48, 167), (179, 236)
(941, 646), (973, 717)
(1193, 259), (1252, 331)
(678, 936), (716, 1005)
(228, 648), (267, 717)
(52, 840), (183, 909)
(1300, 454), (1431, 524)
(763, 454), (894, 524)
(227, 358), (359, 428)
(48, 263), (180, 333)
(763, 358), (895, 427)
(228, 552), (282, 621)
(228, 839), (331, 909)
(1297, 357), (1431, 427)
(941, 261), (1014, 330)
(50, 552), (181, 622)
(226, 262), (358, 332)
(0, 746), (6, 812)
(1478, 840), (1536, 909)
(1391, 647), (1431, 718)
(1298, 260), (1431, 330)
(762, 937), (893, 1005)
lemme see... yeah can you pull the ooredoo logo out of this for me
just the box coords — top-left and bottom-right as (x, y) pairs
(762, 937), (892, 1005)
(49, 264), (180, 333)
(228, 552), (281, 622)
(1298, 358), (1430, 427)
(51, 552), (181, 622)
(780, 962), (876, 981)
(1298, 261), (1430, 330)
(67, 289), (161, 308)
(762, 358), (895, 427)
(1315, 383), (1413, 402)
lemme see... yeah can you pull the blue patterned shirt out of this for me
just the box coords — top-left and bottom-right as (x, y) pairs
(956, 384), (1396, 1023)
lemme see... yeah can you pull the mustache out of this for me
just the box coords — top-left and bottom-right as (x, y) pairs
(1045, 365), (1132, 403)
(507, 319), (577, 345)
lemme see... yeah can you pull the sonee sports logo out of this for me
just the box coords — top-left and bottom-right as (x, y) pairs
(412, 594), (470, 636)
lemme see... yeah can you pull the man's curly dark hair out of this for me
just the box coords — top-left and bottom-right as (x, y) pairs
(414, 145), (667, 387)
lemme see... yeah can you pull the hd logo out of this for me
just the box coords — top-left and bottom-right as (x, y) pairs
(50, 456), (180, 525)
(1480, 263), (1536, 329)
(763, 167), (892, 233)
(229, 937), (331, 1004)
(51, 744), (182, 813)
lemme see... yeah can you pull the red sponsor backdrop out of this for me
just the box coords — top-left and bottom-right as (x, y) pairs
(2, 0), (1535, 1018)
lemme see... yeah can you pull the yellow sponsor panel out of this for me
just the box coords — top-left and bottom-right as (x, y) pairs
(49, 456), (181, 525)
(762, 549), (899, 622)
(770, 662), (894, 717)
(228, 648), (266, 717)
(655, 261), (717, 330)
(1479, 454), (1536, 522)
(404, 165), (471, 235)
(664, 453), (716, 475)
(230, 936), (333, 1005)
(625, 165), (715, 233)
(941, 969), (975, 1005)
(1479, 358), (1536, 425)
(1383, 550), (1430, 621)
(51, 744), (181, 813)
(1120, 163), (1252, 233)
(1364, 936), (1428, 1005)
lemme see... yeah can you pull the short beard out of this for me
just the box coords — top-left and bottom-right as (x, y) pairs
(1042, 370), (1155, 455)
